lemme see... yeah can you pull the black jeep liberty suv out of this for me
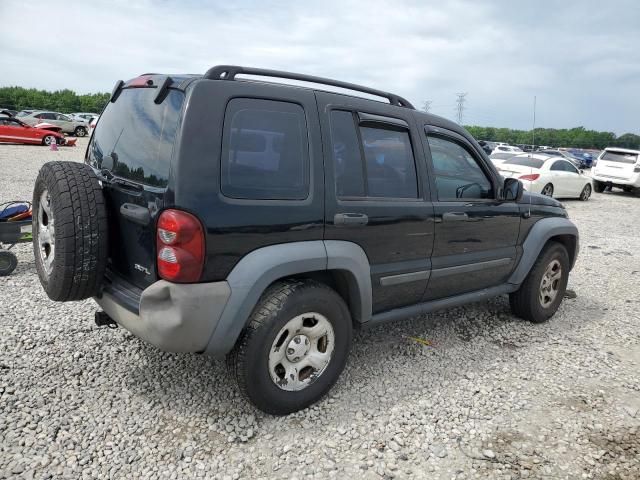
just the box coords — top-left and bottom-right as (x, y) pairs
(33, 66), (579, 414)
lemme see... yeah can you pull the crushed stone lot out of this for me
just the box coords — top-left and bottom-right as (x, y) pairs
(1, 139), (639, 480)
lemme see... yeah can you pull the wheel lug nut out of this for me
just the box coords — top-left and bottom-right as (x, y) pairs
(294, 337), (300, 344)
(287, 348), (294, 355)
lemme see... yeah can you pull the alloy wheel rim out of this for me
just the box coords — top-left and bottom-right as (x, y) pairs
(44, 136), (53, 145)
(542, 185), (553, 196)
(37, 189), (55, 276)
(582, 185), (591, 200)
(268, 312), (335, 392)
(539, 259), (562, 308)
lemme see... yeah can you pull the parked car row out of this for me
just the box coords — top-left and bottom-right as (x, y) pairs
(496, 153), (593, 200)
(0, 108), (98, 146)
(0, 116), (76, 146)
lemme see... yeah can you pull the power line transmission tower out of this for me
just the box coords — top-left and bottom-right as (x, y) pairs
(422, 100), (433, 113)
(455, 92), (467, 124)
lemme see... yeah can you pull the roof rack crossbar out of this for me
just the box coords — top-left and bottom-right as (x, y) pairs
(203, 65), (415, 109)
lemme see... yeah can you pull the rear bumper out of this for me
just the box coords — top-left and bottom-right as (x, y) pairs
(592, 172), (640, 187)
(94, 279), (231, 352)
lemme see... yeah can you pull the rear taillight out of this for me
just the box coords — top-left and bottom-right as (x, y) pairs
(156, 209), (205, 283)
(519, 174), (540, 181)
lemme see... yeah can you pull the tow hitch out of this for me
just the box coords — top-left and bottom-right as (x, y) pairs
(95, 311), (118, 329)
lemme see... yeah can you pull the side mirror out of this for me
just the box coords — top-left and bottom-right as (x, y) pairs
(503, 177), (523, 202)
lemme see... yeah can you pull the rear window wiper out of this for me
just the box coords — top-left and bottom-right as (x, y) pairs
(98, 169), (143, 192)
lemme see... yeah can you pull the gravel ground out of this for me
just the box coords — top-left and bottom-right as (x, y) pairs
(1, 140), (639, 480)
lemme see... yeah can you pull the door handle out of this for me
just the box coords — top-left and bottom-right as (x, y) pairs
(120, 203), (151, 226)
(334, 213), (369, 226)
(442, 212), (469, 222)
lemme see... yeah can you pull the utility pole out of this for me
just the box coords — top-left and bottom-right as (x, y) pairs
(455, 92), (467, 124)
(422, 100), (433, 113)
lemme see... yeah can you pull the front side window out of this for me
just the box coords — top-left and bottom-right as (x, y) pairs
(221, 99), (309, 200)
(427, 136), (493, 200)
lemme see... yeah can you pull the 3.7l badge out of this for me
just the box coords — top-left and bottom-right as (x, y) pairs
(134, 264), (151, 276)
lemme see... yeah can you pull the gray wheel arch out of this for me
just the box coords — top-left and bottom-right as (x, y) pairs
(509, 217), (579, 286)
(204, 240), (372, 357)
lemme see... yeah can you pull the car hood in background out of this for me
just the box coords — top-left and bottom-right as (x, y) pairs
(34, 123), (63, 133)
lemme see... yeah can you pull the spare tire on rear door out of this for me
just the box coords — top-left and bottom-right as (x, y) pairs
(33, 161), (108, 301)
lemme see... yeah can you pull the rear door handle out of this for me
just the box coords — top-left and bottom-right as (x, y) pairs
(120, 203), (151, 226)
(334, 213), (369, 226)
(442, 212), (469, 222)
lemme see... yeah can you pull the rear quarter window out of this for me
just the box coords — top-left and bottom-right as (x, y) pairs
(220, 98), (309, 200)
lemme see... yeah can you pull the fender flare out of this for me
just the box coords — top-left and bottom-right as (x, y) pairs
(508, 217), (579, 286)
(204, 240), (371, 357)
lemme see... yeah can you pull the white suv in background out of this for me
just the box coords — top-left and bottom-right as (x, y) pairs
(592, 148), (640, 193)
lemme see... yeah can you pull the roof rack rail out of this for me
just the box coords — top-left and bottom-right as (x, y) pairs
(203, 65), (415, 109)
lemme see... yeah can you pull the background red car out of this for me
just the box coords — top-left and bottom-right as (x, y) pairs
(0, 117), (73, 146)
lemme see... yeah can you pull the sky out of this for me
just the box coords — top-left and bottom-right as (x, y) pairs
(1, 0), (639, 134)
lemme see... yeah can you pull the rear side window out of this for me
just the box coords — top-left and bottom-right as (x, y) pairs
(87, 88), (184, 188)
(601, 151), (638, 164)
(360, 126), (418, 198)
(329, 110), (418, 199)
(221, 99), (309, 200)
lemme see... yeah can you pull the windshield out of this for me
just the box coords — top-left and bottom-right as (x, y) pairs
(502, 156), (546, 169)
(87, 88), (184, 188)
(601, 150), (638, 164)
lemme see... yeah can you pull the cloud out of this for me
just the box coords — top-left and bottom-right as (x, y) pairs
(1, 0), (638, 133)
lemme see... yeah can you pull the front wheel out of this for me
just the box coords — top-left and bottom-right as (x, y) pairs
(579, 183), (591, 201)
(227, 280), (352, 415)
(509, 241), (570, 323)
(42, 135), (56, 146)
(541, 183), (554, 197)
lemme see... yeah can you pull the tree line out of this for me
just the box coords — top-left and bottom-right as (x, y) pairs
(0, 86), (110, 114)
(465, 125), (640, 150)
(1, 86), (638, 149)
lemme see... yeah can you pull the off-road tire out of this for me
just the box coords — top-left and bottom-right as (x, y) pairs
(509, 241), (570, 323)
(74, 126), (87, 137)
(0, 250), (18, 276)
(593, 180), (606, 193)
(32, 161), (108, 301)
(227, 279), (352, 415)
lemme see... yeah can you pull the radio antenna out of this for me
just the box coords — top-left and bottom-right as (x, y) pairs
(528, 95), (537, 217)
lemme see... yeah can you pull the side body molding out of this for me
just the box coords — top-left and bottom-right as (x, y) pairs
(508, 217), (579, 286)
(204, 240), (372, 357)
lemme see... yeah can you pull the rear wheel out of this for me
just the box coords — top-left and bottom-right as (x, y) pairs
(509, 242), (570, 323)
(593, 180), (606, 193)
(33, 161), (108, 301)
(541, 183), (554, 197)
(0, 251), (18, 276)
(579, 183), (591, 201)
(227, 280), (352, 415)
(74, 126), (87, 137)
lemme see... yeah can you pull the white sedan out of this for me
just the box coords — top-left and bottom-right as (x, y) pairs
(497, 154), (593, 200)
